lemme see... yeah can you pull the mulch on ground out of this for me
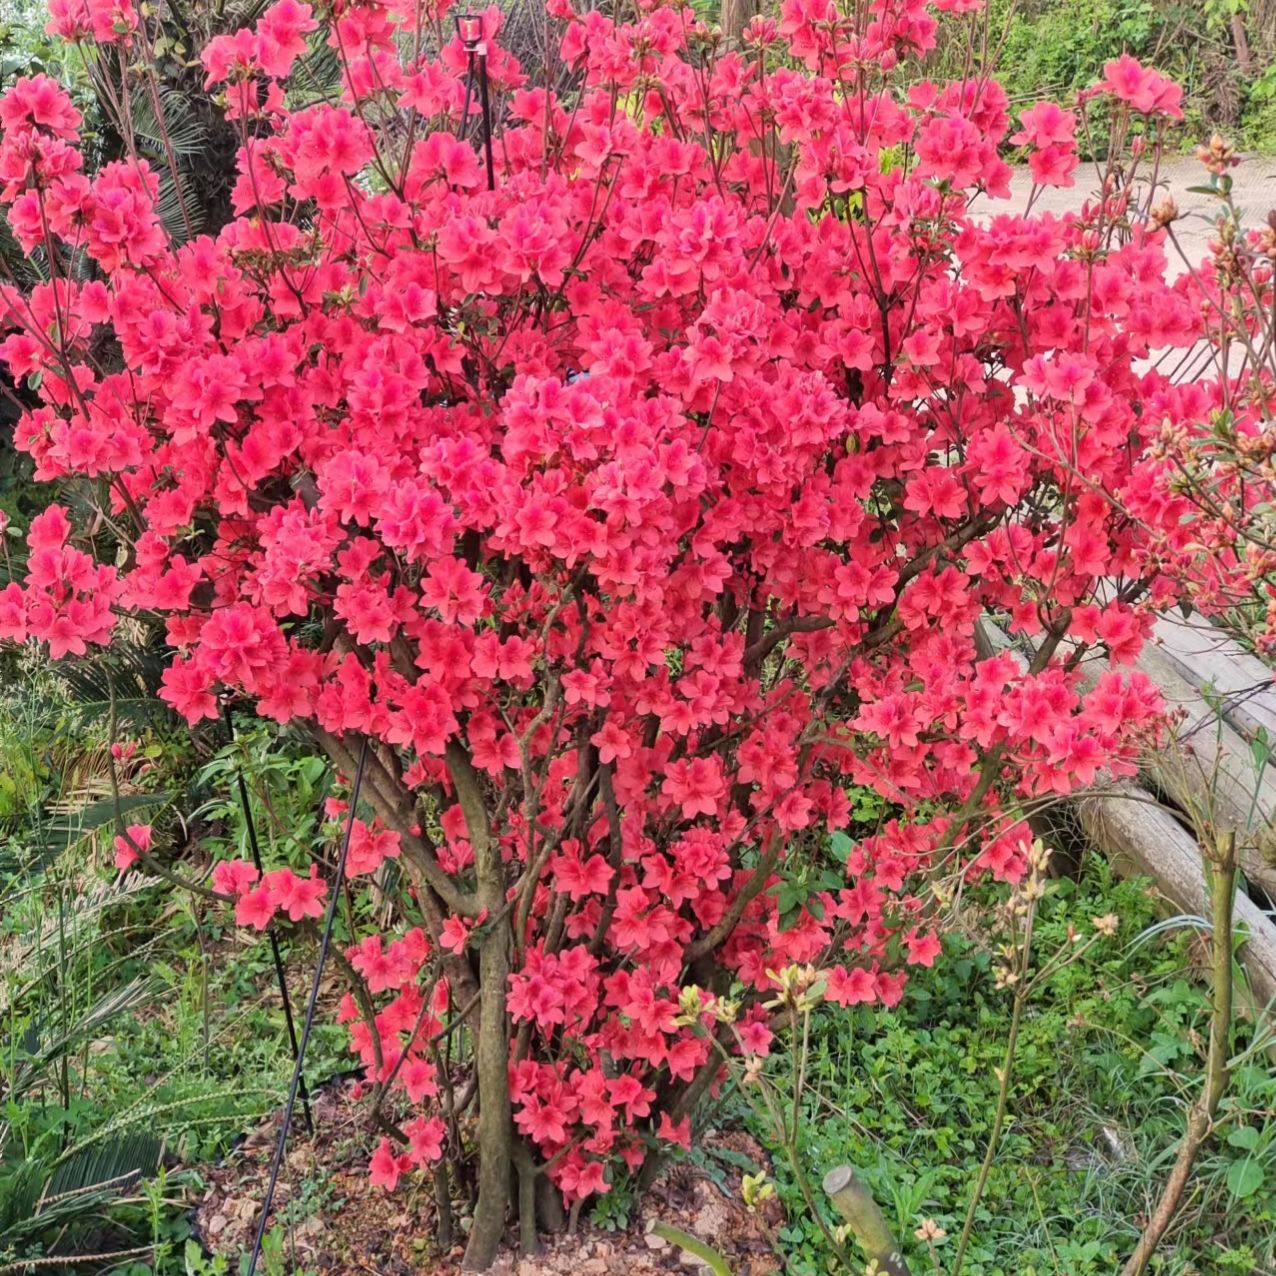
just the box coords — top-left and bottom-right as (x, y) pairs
(193, 1078), (781, 1274)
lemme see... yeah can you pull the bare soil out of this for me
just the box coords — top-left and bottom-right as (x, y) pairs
(193, 1079), (782, 1275)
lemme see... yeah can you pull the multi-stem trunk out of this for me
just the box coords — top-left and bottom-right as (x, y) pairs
(464, 920), (512, 1270)
(451, 743), (513, 1271)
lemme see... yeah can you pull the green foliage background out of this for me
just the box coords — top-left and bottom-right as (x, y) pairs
(975, 0), (1276, 149)
(733, 862), (1276, 1275)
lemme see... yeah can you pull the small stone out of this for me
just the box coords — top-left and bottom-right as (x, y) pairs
(232, 1198), (259, 1222)
(644, 1231), (669, 1251)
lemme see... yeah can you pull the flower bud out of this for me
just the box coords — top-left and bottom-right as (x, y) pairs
(1149, 195), (1178, 228)
(676, 984), (704, 1024)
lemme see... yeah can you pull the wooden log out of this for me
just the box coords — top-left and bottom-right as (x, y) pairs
(1126, 644), (1276, 899)
(1076, 781), (1276, 1008)
(975, 617), (1276, 1003)
(822, 1166), (911, 1276)
(1150, 615), (1276, 744)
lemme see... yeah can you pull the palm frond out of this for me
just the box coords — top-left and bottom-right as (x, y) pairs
(41, 791), (175, 855)
(153, 167), (203, 244)
(8, 976), (165, 1101)
(0, 876), (159, 1006)
(0, 1135), (161, 1260)
(290, 34), (343, 104)
(126, 85), (207, 159)
(0, 1160), (46, 1241)
(123, 85), (209, 242)
(57, 636), (175, 731)
(223, 0), (276, 27)
(47, 1134), (162, 1201)
(0, 215), (43, 291)
(0, 788), (174, 884)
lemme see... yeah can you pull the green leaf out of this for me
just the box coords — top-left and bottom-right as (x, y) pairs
(1226, 1157), (1264, 1200)
(1251, 727), (1271, 776)
(829, 831), (853, 863)
(1227, 1125), (1261, 1152)
(40, 791), (174, 856)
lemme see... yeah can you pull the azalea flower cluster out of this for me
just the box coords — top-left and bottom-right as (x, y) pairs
(0, 0), (1218, 1248)
(1121, 135), (1276, 651)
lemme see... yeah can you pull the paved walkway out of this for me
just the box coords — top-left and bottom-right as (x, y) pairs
(980, 155), (1276, 277)
(972, 157), (1276, 381)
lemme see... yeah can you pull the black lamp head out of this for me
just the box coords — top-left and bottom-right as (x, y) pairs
(456, 12), (484, 47)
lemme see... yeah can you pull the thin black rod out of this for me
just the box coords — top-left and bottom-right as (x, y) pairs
(458, 50), (475, 141)
(244, 735), (370, 1276)
(222, 702), (314, 1136)
(477, 51), (494, 191)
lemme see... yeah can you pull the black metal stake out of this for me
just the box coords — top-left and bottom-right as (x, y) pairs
(477, 49), (495, 191)
(456, 13), (495, 190)
(245, 736), (370, 1276)
(458, 50), (475, 142)
(223, 700), (313, 1136)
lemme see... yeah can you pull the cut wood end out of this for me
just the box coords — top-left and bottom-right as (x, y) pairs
(822, 1165), (854, 1195)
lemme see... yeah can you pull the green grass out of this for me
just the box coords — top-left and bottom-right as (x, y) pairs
(0, 660), (348, 1274)
(738, 861), (1276, 1275)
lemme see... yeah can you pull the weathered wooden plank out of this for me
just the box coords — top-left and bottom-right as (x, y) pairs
(975, 617), (1276, 1000)
(1151, 615), (1276, 744)
(1128, 644), (1276, 899)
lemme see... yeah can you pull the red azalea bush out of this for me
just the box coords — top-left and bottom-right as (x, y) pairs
(0, 0), (1242, 1264)
(1129, 135), (1276, 653)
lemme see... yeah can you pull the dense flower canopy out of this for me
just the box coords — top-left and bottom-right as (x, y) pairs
(0, 0), (1246, 1247)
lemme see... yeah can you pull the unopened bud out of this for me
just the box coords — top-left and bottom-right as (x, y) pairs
(1196, 132), (1239, 176)
(677, 985), (704, 1022)
(1149, 195), (1179, 228)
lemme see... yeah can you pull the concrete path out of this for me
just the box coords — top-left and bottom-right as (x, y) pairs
(971, 157), (1276, 382)
(980, 155), (1276, 276)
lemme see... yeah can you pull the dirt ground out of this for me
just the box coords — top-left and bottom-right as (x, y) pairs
(193, 1078), (782, 1275)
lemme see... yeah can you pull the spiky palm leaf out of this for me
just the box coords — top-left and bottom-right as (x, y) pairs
(38, 791), (174, 859)
(290, 36), (343, 105)
(57, 635), (176, 733)
(121, 83), (209, 242)
(125, 83), (208, 157)
(5, 976), (165, 1102)
(47, 1133), (162, 1200)
(79, 25), (238, 244)
(0, 1133), (162, 1271)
